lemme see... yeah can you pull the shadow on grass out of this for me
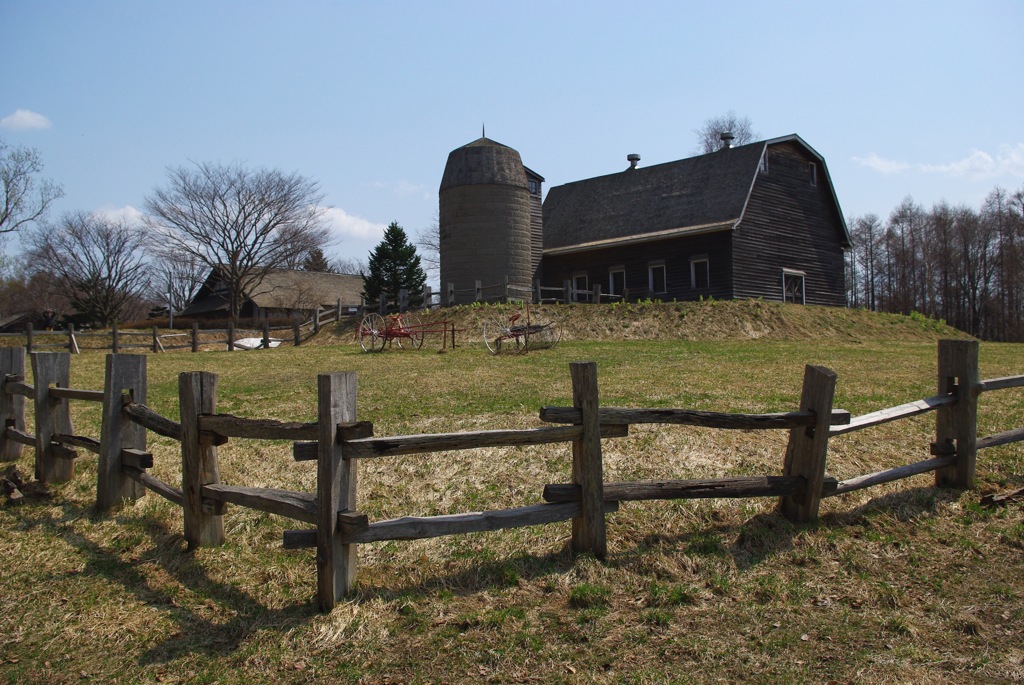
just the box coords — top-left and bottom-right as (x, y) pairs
(8, 496), (317, 666)
(4, 478), (976, 662)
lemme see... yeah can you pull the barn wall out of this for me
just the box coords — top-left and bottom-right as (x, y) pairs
(732, 143), (848, 306)
(540, 231), (734, 301)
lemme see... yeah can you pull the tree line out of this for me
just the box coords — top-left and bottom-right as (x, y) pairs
(1, 137), (425, 329)
(845, 187), (1024, 342)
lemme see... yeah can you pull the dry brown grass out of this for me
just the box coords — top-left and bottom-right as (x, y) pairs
(0, 303), (1021, 684)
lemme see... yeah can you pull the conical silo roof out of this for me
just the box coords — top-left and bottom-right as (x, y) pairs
(440, 137), (529, 191)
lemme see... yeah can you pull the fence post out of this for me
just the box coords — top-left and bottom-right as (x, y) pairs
(447, 282), (455, 307)
(96, 354), (147, 511)
(564, 280), (572, 303)
(67, 323), (79, 354)
(423, 285), (432, 309)
(227, 322), (235, 351)
(399, 288), (409, 312)
(504, 275), (511, 302)
(191, 322), (199, 353)
(152, 326), (160, 353)
(26, 323), (33, 353)
(569, 361), (607, 558)
(111, 323), (119, 354)
(317, 371), (359, 611)
(314, 307), (321, 334)
(779, 365), (837, 523)
(262, 320), (271, 349)
(592, 284), (602, 303)
(293, 319), (301, 346)
(0, 347), (27, 462)
(179, 371), (224, 547)
(31, 352), (75, 483)
(934, 339), (980, 488)
(475, 280), (482, 302)
(378, 293), (387, 315)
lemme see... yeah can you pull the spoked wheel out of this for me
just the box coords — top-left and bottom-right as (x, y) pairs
(518, 321), (561, 352)
(358, 313), (387, 352)
(531, 321), (562, 350)
(482, 317), (506, 355)
(396, 313), (424, 349)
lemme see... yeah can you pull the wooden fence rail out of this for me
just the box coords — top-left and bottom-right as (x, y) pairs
(0, 308), (370, 355)
(0, 340), (1021, 613)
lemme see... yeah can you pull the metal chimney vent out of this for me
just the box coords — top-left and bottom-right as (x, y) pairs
(627, 153), (641, 169)
(719, 131), (735, 149)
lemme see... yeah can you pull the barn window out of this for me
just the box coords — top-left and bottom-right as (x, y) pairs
(808, 162), (817, 187)
(573, 272), (588, 302)
(529, 179), (540, 195)
(690, 256), (709, 290)
(648, 262), (667, 294)
(783, 269), (805, 304)
(608, 267), (626, 298)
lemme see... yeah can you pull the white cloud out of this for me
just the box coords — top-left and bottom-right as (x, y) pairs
(851, 153), (912, 174)
(854, 144), (1024, 180)
(322, 207), (387, 240)
(0, 109), (53, 131)
(370, 179), (431, 201)
(92, 205), (148, 225)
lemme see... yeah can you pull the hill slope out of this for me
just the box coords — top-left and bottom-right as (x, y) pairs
(329, 299), (968, 344)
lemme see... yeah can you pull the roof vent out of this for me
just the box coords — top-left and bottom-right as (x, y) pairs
(719, 131), (735, 149)
(627, 153), (641, 169)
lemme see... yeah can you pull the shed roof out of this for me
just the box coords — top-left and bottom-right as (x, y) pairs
(245, 270), (365, 309)
(181, 268), (364, 316)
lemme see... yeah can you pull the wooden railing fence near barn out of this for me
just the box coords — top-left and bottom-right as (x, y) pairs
(1, 340), (1021, 612)
(385, 280), (629, 308)
(0, 301), (364, 355)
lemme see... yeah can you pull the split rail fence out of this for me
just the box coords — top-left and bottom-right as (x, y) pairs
(1, 340), (1021, 612)
(0, 302), (367, 355)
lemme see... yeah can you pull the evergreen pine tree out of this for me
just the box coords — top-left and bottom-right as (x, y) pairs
(362, 221), (427, 306)
(302, 247), (334, 272)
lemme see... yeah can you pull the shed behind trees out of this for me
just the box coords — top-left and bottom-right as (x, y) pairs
(180, 267), (364, 320)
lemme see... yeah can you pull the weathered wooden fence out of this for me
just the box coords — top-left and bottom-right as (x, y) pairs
(0, 304), (368, 354)
(1, 340), (1021, 612)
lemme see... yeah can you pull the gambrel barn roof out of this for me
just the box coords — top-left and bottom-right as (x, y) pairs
(542, 134), (852, 255)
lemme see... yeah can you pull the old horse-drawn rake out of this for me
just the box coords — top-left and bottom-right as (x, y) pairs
(358, 312), (432, 352)
(482, 307), (561, 354)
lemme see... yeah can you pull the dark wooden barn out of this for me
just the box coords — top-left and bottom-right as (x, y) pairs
(540, 135), (852, 306)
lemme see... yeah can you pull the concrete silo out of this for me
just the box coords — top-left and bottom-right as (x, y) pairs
(439, 137), (536, 304)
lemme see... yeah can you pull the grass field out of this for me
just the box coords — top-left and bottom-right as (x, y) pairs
(1, 319), (1022, 683)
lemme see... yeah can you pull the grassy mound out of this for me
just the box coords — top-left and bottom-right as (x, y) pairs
(321, 299), (967, 346)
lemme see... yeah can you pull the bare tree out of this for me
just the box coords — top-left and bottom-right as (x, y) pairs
(28, 212), (150, 327)
(332, 256), (367, 275)
(0, 138), (64, 235)
(694, 112), (758, 154)
(145, 162), (331, 322)
(150, 251), (207, 314)
(415, 213), (440, 277)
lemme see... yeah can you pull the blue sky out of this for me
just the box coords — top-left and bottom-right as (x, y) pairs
(2, 1), (1022, 270)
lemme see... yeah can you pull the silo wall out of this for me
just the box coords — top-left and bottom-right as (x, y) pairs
(440, 183), (534, 304)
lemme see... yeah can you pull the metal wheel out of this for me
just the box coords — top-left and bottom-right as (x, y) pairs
(519, 321), (561, 352)
(482, 317), (505, 355)
(397, 313), (424, 349)
(532, 321), (562, 349)
(358, 313), (387, 352)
